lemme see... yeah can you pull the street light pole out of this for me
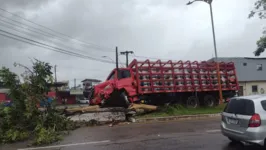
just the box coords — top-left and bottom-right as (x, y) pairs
(209, 3), (218, 59)
(187, 0), (223, 104)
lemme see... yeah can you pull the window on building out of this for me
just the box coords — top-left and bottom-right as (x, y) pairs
(243, 62), (247, 66)
(252, 85), (258, 93)
(239, 86), (244, 96)
(257, 64), (263, 71)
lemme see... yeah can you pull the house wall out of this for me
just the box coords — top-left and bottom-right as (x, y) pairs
(57, 95), (76, 104)
(0, 93), (6, 102)
(56, 92), (76, 104)
(239, 81), (266, 96)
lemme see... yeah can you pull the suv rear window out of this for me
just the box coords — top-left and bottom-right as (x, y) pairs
(224, 99), (255, 115)
(261, 100), (266, 111)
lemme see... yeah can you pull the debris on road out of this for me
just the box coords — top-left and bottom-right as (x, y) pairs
(128, 104), (157, 111)
(65, 105), (100, 113)
(62, 103), (158, 125)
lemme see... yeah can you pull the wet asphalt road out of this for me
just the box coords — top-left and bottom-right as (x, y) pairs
(1, 117), (265, 150)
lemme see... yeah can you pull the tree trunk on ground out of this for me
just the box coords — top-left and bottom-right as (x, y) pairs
(128, 104), (157, 111)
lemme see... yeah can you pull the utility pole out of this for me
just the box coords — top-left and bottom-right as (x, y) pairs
(54, 65), (57, 82)
(54, 65), (58, 92)
(116, 47), (119, 78)
(120, 51), (134, 67)
(74, 78), (76, 89)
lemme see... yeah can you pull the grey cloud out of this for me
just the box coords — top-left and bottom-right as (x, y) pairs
(0, 0), (264, 86)
(0, 0), (52, 10)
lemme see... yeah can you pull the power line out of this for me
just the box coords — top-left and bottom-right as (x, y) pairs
(0, 7), (114, 51)
(0, 19), (103, 55)
(118, 58), (126, 68)
(0, 32), (88, 59)
(130, 53), (170, 61)
(0, 9), (114, 52)
(0, 13), (112, 53)
(0, 29), (115, 64)
(0, 7), (180, 62)
(0, 21), (126, 68)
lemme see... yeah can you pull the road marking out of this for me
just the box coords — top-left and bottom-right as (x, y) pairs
(17, 140), (110, 150)
(206, 129), (221, 133)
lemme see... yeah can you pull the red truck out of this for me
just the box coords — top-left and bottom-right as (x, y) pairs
(88, 59), (239, 108)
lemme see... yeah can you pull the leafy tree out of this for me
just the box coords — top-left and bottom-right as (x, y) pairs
(249, 0), (266, 56)
(0, 59), (77, 145)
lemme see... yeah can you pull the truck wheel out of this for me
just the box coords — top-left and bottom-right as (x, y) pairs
(186, 96), (199, 108)
(203, 95), (217, 107)
(120, 91), (130, 108)
(100, 99), (107, 108)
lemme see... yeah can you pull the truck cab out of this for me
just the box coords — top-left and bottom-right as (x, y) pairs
(88, 68), (137, 107)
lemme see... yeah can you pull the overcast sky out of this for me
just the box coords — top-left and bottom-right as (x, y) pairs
(0, 0), (264, 87)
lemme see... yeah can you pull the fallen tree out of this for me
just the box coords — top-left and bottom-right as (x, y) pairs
(128, 104), (157, 111)
(62, 103), (158, 115)
(0, 59), (77, 145)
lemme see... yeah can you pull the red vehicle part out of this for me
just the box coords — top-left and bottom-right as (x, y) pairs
(90, 68), (137, 106)
(89, 59), (239, 107)
(128, 59), (239, 94)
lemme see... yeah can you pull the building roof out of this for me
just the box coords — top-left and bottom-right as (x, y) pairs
(0, 88), (9, 93)
(47, 81), (68, 88)
(81, 79), (101, 82)
(208, 57), (266, 82)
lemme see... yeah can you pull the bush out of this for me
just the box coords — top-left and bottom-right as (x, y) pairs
(33, 127), (61, 145)
(1, 129), (29, 143)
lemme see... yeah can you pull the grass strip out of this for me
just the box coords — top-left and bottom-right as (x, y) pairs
(138, 104), (226, 118)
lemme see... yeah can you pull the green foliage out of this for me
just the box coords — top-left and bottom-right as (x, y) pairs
(254, 36), (266, 56)
(33, 127), (61, 145)
(249, 0), (266, 19)
(0, 59), (77, 145)
(1, 129), (29, 143)
(249, 0), (266, 56)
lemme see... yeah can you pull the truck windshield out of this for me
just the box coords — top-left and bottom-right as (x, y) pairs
(119, 70), (131, 79)
(107, 71), (115, 80)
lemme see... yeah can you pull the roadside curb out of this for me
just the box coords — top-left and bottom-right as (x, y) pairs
(136, 113), (221, 123)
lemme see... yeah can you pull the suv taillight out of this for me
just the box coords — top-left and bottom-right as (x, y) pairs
(248, 114), (261, 127)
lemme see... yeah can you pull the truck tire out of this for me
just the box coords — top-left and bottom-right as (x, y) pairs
(186, 96), (199, 108)
(100, 99), (107, 108)
(203, 95), (216, 107)
(120, 91), (130, 108)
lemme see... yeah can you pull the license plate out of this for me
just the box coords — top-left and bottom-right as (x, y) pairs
(227, 118), (239, 124)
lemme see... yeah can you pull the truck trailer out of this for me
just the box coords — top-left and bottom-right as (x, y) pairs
(87, 59), (239, 108)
